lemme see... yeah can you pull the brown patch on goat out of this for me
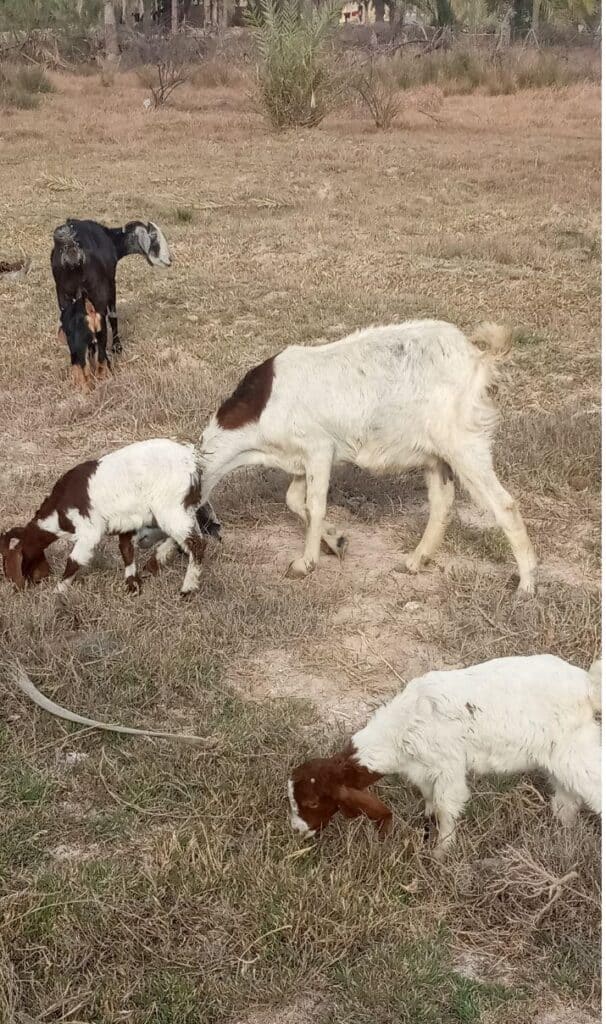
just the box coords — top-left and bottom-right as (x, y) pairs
(145, 554), (159, 576)
(185, 529), (207, 563)
(216, 356), (275, 430)
(1, 524), (54, 588)
(183, 475), (202, 510)
(95, 361), (111, 381)
(84, 297), (102, 334)
(290, 743), (390, 835)
(71, 364), (90, 392)
(36, 459), (98, 527)
(58, 327), (68, 346)
(62, 557), (80, 583)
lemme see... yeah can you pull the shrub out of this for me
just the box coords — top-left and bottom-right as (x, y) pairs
(0, 63), (54, 109)
(15, 65), (54, 93)
(137, 59), (189, 109)
(392, 43), (597, 97)
(354, 60), (401, 129)
(248, 0), (343, 129)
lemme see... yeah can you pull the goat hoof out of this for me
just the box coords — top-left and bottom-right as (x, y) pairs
(112, 340), (123, 354)
(125, 575), (142, 595)
(394, 552), (426, 575)
(286, 558), (315, 579)
(516, 576), (536, 597)
(432, 844), (449, 864)
(321, 533), (348, 558)
(179, 588), (198, 601)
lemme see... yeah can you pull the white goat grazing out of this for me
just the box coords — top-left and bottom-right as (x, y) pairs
(289, 655), (602, 857)
(199, 319), (537, 593)
(0, 439), (210, 596)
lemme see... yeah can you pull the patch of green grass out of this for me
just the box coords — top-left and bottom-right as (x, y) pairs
(448, 521), (511, 564)
(176, 206), (194, 223)
(512, 327), (545, 348)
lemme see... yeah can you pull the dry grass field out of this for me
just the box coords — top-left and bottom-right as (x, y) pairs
(0, 67), (601, 1023)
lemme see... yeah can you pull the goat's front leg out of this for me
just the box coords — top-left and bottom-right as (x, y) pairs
(431, 773), (469, 862)
(108, 282), (122, 354)
(55, 533), (101, 594)
(94, 317), (112, 381)
(285, 475), (348, 559)
(118, 531), (141, 593)
(144, 537), (178, 576)
(286, 453), (333, 579)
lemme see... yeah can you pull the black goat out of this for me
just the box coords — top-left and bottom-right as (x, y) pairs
(58, 295), (109, 392)
(51, 218), (171, 359)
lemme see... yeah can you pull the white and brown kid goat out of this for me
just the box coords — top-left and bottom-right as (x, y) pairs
(288, 655), (602, 858)
(199, 319), (537, 592)
(0, 439), (216, 596)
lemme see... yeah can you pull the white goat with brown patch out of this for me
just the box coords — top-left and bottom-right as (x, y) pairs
(199, 319), (537, 592)
(288, 655), (602, 858)
(0, 439), (215, 596)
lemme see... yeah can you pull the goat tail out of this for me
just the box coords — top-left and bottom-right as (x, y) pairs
(587, 659), (602, 713)
(470, 322), (513, 361)
(8, 663), (217, 746)
(53, 224), (85, 269)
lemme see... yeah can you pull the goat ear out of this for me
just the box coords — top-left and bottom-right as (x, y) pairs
(0, 528), (24, 554)
(134, 224), (151, 256)
(335, 785), (393, 831)
(31, 558), (50, 583)
(3, 545), (25, 589)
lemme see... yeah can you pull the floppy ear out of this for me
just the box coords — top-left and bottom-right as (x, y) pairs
(3, 544), (26, 589)
(58, 326), (68, 345)
(0, 528), (24, 555)
(134, 224), (152, 257)
(335, 785), (393, 833)
(84, 297), (102, 334)
(31, 555), (51, 583)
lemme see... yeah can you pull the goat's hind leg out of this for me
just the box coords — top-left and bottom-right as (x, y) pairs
(154, 509), (206, 596)
(398, 459), (455, 574)
(285, 475), (348, 560)
(450, 446), (537, 595)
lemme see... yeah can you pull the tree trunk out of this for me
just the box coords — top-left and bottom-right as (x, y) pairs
(104, 0), (120, 61)
(171, 0), (179, 33)
(375, 0), (384, 22)
(531, 0), (540, 35)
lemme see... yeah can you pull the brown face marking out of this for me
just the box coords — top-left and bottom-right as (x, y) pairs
(216, 356), (275, 430)
(291, 744), (386, 834)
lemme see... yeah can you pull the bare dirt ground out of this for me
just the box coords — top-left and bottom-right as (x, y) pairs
(0, 71), (600, 1023)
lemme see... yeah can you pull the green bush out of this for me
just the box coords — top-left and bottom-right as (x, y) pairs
(249, 0), (343, 129)
(0, 63), (55, 109)
(393, 44), (596, 97)
(16, 65), (54, 93)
